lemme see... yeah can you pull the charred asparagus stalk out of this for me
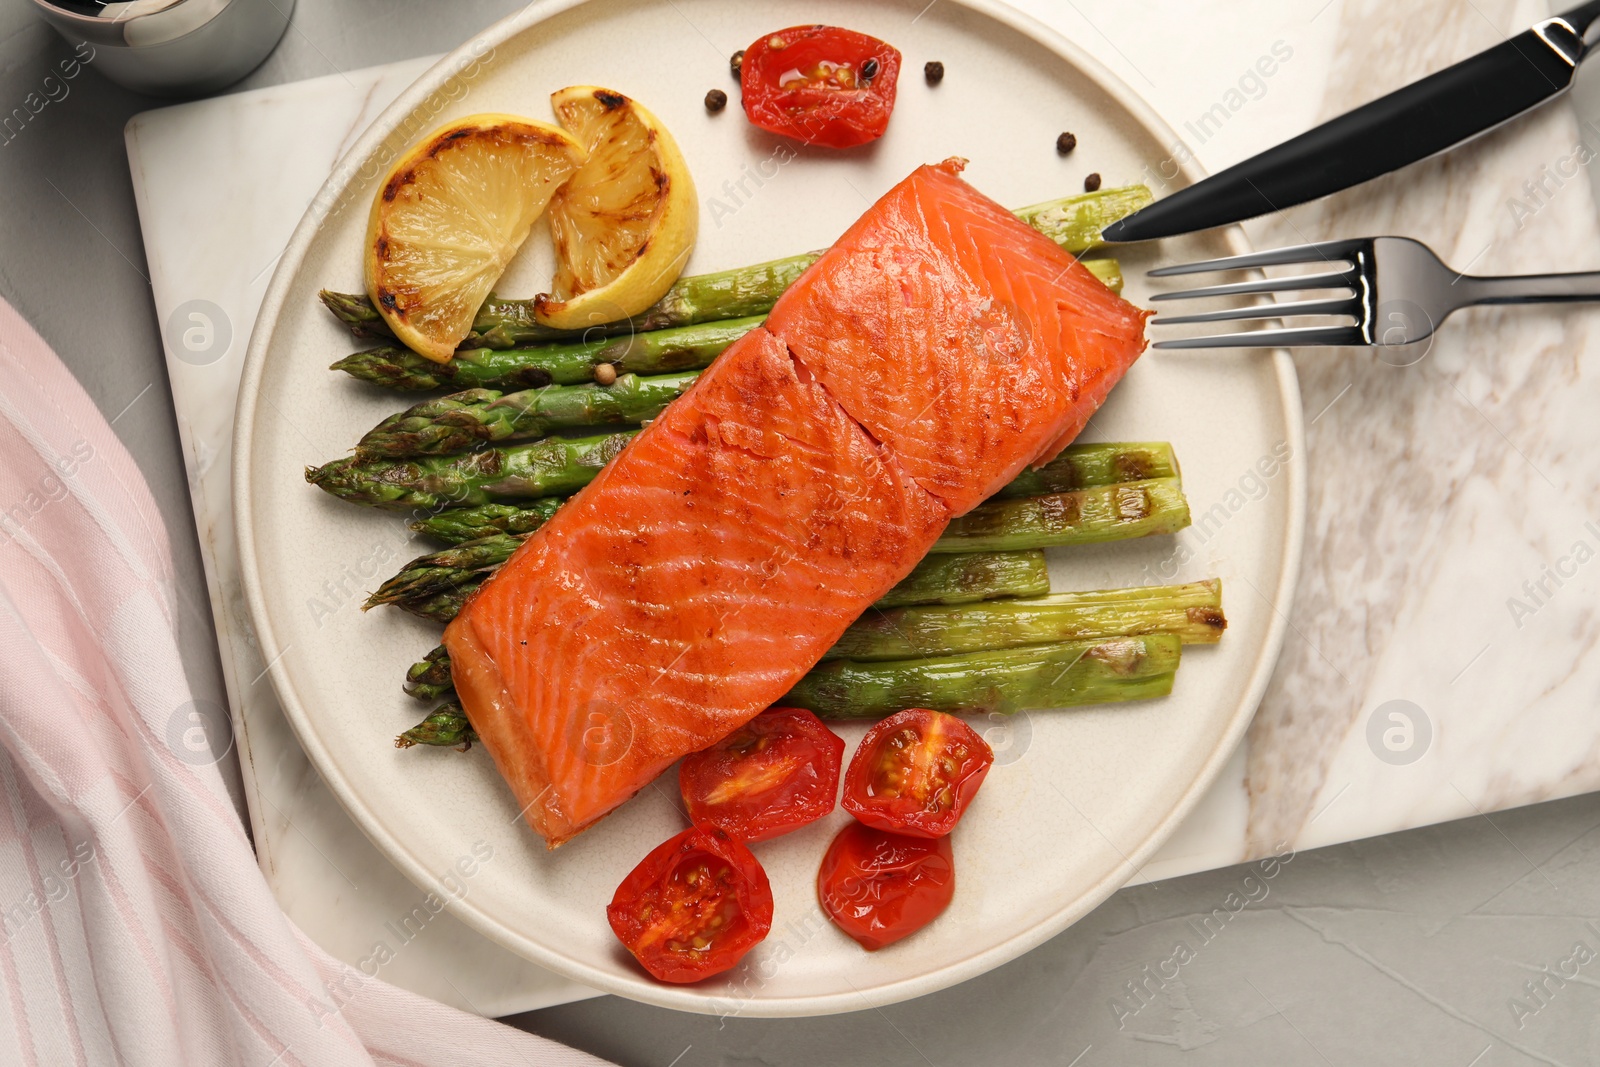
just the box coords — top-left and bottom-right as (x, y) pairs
(328, 255), (1124, 392)
(367, 535), (518, 608)
(401, 630), (1181, 746)
(324, 186), (1147, 349)
(824, 579), (1223, 661)
(995, 442), (1176, 499)
(355, 371), (700, 458)
(395, 701), (476, 749)
(331, 316), (761, 392)
(785, 634), (1182, 719)
(397, 569), (1214, 695)
(933, 478), (1190, 552)
(394, 590), (1206, 743)
(357, 368), (1172, 465)
(875, 550), (1050, 609)
(404, 645), (455, 703)
(390, 442), (1182, 536)
(406, 499), (563, 543)
(376, 545), (1054, 624)
(306, 431), (635, 511)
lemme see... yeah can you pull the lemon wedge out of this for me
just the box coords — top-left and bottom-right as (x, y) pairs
(365, 114), (585, 363)
(533, 87), (698, 330)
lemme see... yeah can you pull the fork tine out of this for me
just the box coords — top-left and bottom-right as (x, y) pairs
(1147, 238), (1370, 277)
(1154, 296), (1358, 326)
(1153, 325), (1369, 350)
(1148, 268), (1358, 302)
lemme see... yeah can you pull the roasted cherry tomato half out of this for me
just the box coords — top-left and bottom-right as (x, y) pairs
(680, 706), (846, 842)
(842, 708), (993, 837)
(740, 25), (902, 148)
(818, 822), (955, 950)
(606, 826), (774, 983)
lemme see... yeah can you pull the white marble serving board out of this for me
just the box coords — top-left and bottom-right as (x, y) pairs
(124, 0), (1600, 1017)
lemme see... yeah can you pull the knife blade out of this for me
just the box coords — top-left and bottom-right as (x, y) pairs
(1102, 1), (1600, 243)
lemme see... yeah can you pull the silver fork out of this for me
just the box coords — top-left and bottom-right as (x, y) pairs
(1148, 236), (1600, 349)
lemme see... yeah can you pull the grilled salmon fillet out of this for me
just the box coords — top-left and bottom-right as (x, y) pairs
(443, 159), (1148, 846)
(446, 327), (949, 845)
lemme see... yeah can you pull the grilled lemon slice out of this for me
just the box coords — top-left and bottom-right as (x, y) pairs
(365, 114), (585, 363)
(533, 87), (698, 330)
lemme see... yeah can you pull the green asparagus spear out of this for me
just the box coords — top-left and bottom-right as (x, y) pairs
(306, 431), (635, 511)
(481, 255), (821, 346)
(1081, 256), (1123, 294)
(365, 534), (519, 609)
(785, 634), (1181, 719)
(329, 252), (1123, 394)
(357, 362), (1149, 467)
(400, 441), (1180, 537)
(401, 633), (1177, 742)
(395, 701), (477, 749)
(1013, 186), (1154, 251)
(399, 550), (1054, 702)
(404, 645), (455, 702)
(479, 256), (1118, 345)
(355, 371), (699, 458)
(995, 442), (1177, 499)
(319, 289), (395, 340)
(330, 316), (761, 392)
(381, 543), (1054, 628)
(373, 480), (1189, 614)
(327, 255), (808, 350)
(403, 588), (475, 624)
(826, 580), (1223, 661)
(322, 187), (1146, 347)
(876, 551), (1050, 608)
(934, 478), (1190, 553)
(407, 499), (564, 542)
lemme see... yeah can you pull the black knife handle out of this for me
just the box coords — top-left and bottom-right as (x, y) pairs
(1106, 17), (1588, 242)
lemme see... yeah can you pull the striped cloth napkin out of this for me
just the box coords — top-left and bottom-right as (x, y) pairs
(0, 299), (612, 1066)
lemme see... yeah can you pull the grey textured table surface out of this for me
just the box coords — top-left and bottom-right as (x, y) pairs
(6, 1), (1600, 1063)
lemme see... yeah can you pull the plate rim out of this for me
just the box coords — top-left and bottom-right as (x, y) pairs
(234, 0), (1305, 1017)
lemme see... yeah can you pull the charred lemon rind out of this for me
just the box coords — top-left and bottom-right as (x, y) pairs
(532, 87), (699, 331)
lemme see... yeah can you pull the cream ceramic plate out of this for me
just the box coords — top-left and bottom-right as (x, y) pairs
(236, 0), (1303, 1017)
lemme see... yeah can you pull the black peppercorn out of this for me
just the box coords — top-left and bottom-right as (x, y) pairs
(925, 61), (945, 85)
(730, 49), (744, 78)
(705, 88), (727, 113)
(1084, 172), (1102, 192)
(1056, 131), (1077, 155)
(861, 57), (879, 82)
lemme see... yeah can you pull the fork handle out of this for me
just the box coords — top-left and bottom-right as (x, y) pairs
(1462, 271), (1600, 305)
